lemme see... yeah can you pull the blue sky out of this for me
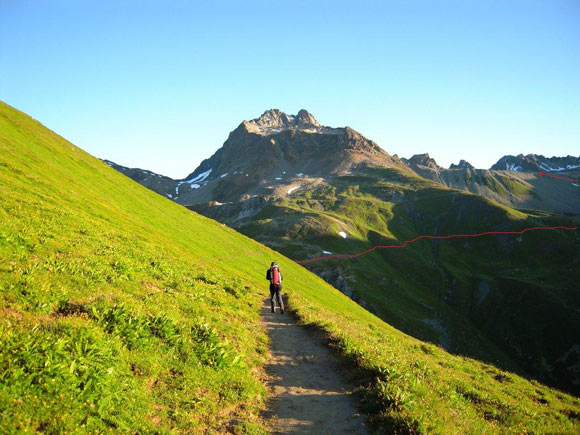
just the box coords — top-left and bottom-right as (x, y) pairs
(1, 0), (579, 178)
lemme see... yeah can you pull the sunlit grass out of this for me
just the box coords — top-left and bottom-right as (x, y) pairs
(1, 100), (579, 433)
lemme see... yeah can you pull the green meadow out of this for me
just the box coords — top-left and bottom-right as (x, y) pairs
(1, 100), (579, 433)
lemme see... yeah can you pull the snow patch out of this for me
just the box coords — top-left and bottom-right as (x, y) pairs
(505, 162), (521, 171)
(296, 173), (304, 177)
(175, 169), (212, 192)
(186, 169), (212, 184)
(338, 231), (347, 239)
(543, 163), (580, 172)
(220, 173), (229, 178)
(573, 183), (579, 187)
(323, 250), (333, 255)
(287, 185), (301, 195)
(275, 177), (282, 180)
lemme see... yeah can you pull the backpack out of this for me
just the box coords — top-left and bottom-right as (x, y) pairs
(271, 267), (281, 285)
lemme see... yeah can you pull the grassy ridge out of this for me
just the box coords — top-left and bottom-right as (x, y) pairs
(0, 101), (284, 432)
(1, 101), (579, 433)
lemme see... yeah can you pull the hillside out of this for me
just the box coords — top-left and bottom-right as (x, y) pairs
(192, 164), (580, 396)
(1, 100), (580, 433)
(107, 110), (580, 393)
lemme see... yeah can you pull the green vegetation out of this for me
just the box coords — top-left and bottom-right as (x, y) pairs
(232, 167), (580, 397)
(1, 100), (579, 433)
(0, 102), (271, 432)
(497, 173), (535, 196)
(287, 286), (580, 433)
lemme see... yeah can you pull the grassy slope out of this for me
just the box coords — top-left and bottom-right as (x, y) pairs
(1, 101), (579, 433)
(233, 167), (580, 395)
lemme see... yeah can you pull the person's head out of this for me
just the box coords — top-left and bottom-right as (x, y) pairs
(271, 261), (277, 268)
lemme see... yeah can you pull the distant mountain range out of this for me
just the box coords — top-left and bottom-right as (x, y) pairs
(491, 154), (580, 172)
(105, 109), (580, 215)
(106, 109), (580, 395)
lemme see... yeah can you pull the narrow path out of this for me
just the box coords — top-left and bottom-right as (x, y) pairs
(262, 299), (367, 434)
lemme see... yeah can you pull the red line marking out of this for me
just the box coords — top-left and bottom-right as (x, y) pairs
(538, 171), (580, 183)
(296, 226), (578, 264)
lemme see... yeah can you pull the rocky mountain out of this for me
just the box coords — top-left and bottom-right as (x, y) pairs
(449, 159), (474, 170)
(405, 153), (441, 170)
(491, 154), (580, 172)
(395, 153), (443, 183)
(106, 112), (580, 216)
(179, 109), (408, 203)
(108, 109), (410, 204)
(107, 109), (580, 395)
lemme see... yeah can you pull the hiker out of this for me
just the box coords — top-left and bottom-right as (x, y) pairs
(266, 261), (284, 314)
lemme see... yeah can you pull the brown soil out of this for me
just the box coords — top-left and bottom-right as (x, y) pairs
(262, 299), (367, 434)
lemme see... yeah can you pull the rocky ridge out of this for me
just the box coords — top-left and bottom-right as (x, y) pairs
(491, 154), (580, 172)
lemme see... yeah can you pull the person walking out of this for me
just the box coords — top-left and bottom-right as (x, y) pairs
(266, 261), (284, 314)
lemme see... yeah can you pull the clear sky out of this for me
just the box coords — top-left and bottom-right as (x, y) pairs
(1, 0), (579, 178)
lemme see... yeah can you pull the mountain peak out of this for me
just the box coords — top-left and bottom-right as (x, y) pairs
(243, 109), (324, 135)
(449, 159), (474, 170)
(253, 109), (294, 129)
(295, 109), (321, 128)
(407, 153), (440, 170)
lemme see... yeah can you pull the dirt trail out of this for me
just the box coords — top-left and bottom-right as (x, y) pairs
(262, 299), (367, 434)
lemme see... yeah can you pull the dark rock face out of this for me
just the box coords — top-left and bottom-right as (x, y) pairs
(102, 160), (180, 199)
(491, 154), (580, 172)
(317, 268), (355, 298)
